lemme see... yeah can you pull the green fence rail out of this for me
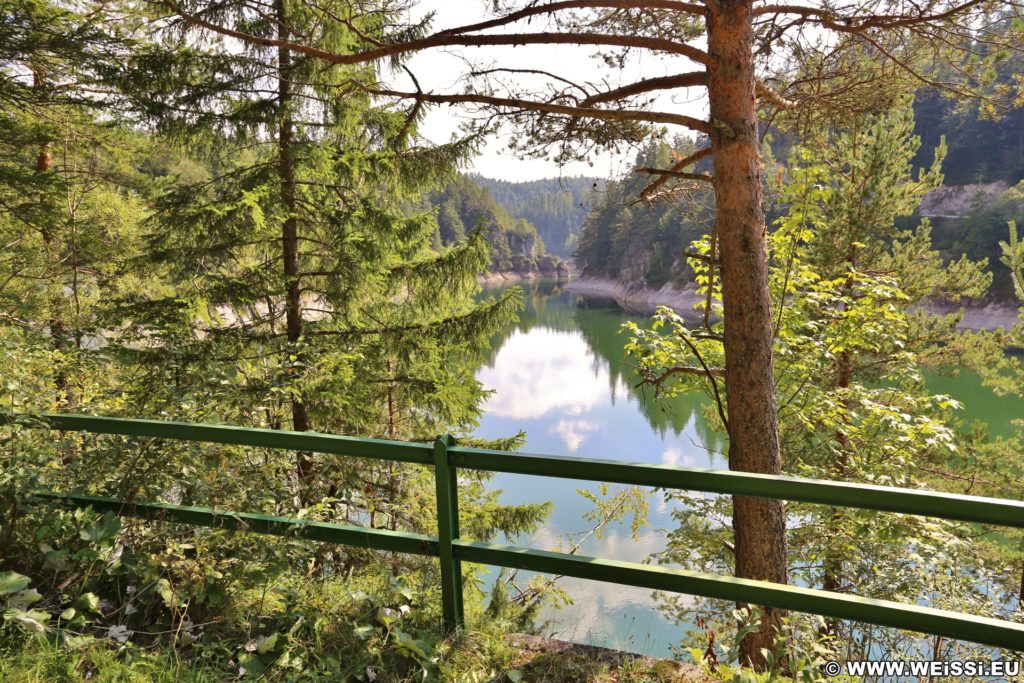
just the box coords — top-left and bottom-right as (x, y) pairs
(7, 412), (1024, 651)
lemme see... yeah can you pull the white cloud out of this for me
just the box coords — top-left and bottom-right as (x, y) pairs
(479, 329), (611, 419)
(515, 525), (692, 651)
(549, 418), (599, 451)
(660, 446), (698, 468)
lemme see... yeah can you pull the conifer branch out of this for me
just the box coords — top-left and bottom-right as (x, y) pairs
(579, 72), (708, 106)
(356, 83), (711, 134)
(163, 0), (710, 66)
(638, 146), (713, 200)
(434, 0), (706, 37)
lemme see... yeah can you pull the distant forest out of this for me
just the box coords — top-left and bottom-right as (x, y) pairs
(471, 175), (601, 257)
(427, 57), (1024, 291)
(425, 175), (567, 275)
(569, 84), (1024, 295)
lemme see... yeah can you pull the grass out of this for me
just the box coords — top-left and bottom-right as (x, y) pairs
(0, 639), (221, 683)
(0, 632), (709, 682)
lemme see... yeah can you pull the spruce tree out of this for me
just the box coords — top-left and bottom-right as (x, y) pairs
(114, 0), (521, 519)
(0, 0), (145, 408)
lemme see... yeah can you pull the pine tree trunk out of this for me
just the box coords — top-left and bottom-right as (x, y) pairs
(822, 347), (853, 636)
(32, 69), (70, 408)
(276, 0), (312, 485)
(822, 262), (857, 631)
(706, 0), (788, 668)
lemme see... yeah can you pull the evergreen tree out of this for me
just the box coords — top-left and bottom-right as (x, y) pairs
(112, 0), (524, 526)
(0, 0), (145, 407)
(625, 103), (1001, 662)
(427, 174), (561, 275)
(575, 135), (713, 288)
(471, 175), (600, 256)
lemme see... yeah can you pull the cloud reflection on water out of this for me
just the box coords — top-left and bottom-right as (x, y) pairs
(517, 525), (692, 654)
(479, 328), (629, 421)
(472, 293), (711, 656)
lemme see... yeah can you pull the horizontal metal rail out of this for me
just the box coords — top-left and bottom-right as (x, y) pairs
(454, 541), (1024, 652)
(450, 446), (1024, 529)
(8, 412), (1024, 652)
(11, 413), (1024, 528)
(33, 492), (439, 556)
(28, 491), (1024, 651)
(2, 413), (433, 465)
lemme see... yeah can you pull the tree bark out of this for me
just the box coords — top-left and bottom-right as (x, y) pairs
(31, 68), (71, 408)
(706, 0), (788, 668)
(276, 0), (312, 486)
(822, 336), (854, 637)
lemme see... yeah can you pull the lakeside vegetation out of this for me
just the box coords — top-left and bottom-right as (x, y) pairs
(2, 0), (1024, 681)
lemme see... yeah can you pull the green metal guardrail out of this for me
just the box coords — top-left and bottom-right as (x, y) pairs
(8, 412), (1024, 651)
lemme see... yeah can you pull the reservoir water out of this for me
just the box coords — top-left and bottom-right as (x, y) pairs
(470, 279), (1024, 658)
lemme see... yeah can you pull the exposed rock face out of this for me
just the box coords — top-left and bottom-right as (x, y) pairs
(920, 182), (1010, 218)
(566, 277), (704, 317)
(505, 230), (537, 261)
(567, 277), (1021, 330)
(927, 299), (1020, 330)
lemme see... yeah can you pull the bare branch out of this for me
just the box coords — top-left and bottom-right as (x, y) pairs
(164, 0), (710, 67)
(755, 79), (797, 109)
(358, 83), (711, 133)
(639, 146), (712, 199)
(469, 68), (590, 97)
(436, 0), (706, 37)
(678, 333), (730, 436)
(652, 365), (725, 382)
(580, 71), (707, 106)
(636, 166), (712, 182)
(754, 0), (991, 33)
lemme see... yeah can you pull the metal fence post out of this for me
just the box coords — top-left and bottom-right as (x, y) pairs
(433, 434), (464, 633)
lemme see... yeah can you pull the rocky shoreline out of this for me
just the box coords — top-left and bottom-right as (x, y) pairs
(478, 269), (571, 284)
(566, 276), (1020, 331)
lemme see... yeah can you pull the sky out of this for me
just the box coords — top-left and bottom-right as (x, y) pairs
(392, 1), (708, 182)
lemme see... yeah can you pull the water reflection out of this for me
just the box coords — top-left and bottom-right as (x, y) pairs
(472, 279), (1023, 658)
(479, 329), (622, 423)
(473, 280), (721, 656)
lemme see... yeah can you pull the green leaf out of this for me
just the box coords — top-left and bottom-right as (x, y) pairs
(508, 670), (524, 682)
(0, 571), (30, 596)
(6, 608), (51, 634)
(353, 625), (376, 640)
(8, 588), (42, 609)
(63, 633), (95, 649)
(75, 592), (100, 613)
(375, 607), (398, 627)
(80, 512), (121, 544)
(393, 629), (431, 661)
(237, 652), (265, 677)
(156, 579), (176, 608)
(255, 633), (278, 654)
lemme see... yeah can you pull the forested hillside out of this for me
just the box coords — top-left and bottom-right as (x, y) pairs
(907, 49), (1024, 296)
(575, 90), (1024, 296)
(471, 175), (601, 257)
(911, 55), (1024, 186)
(574, 136), (714, 288)
(427, 175), (565, 276)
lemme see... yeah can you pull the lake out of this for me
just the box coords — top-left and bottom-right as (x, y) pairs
(470, 279), (1023, 658)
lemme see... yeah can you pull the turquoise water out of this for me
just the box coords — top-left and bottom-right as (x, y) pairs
(470, 281), (721, 656)
(470, 279), (1023, 657)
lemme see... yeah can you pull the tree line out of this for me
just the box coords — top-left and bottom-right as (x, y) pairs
(575, 76), (1024, 296)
